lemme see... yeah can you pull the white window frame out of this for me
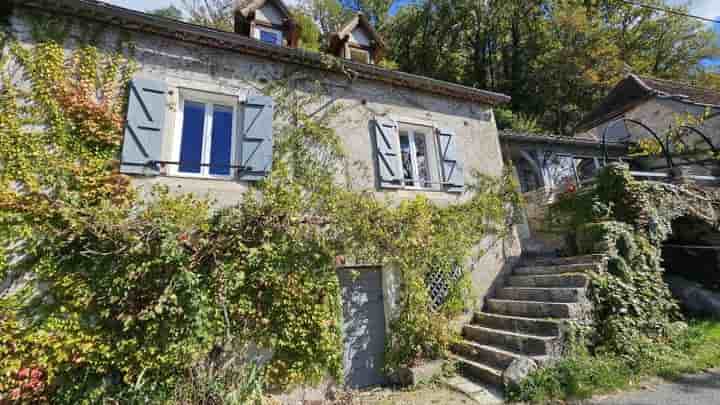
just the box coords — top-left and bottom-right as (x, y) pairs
(171, 90), (239, 180)
(254, 26), (283, 46)
(395, 120), (437, 190)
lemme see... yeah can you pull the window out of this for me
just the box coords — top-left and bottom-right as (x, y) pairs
(349, 47), (371, 64)
(399, 128), (431, 188)
(174, 92), (237, 178)
(256, 27), (283, 45)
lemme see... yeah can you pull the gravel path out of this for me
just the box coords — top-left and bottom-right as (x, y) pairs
(584, 370), (720, 405)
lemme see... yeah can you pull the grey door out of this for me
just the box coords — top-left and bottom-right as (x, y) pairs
(337, 268), (387, 389)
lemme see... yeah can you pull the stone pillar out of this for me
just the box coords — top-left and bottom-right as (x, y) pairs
(671, 166), (695, 185)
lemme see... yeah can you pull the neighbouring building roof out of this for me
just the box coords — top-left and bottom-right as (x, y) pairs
(6, 0), (511, 106)
(576, 74), (720, 133)
(500, 131), (628, 158)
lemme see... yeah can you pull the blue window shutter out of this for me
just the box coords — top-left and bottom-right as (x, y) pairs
(120, 78), (167, 175)
(239, 96), (274, 181)
(437, 128), (465, 193)
(373, 118), (402, 188)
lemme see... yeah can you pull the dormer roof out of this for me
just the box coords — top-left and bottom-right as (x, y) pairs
(329, 13), (385, 60)
(233, 0), (299, 47)
(234, 0), (291, 20)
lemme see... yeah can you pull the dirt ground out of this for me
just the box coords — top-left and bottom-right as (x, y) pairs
(347, 383), (476, 405)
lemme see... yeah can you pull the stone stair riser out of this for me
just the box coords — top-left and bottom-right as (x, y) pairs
(507, 274), (589, 288)
(456, 360), (503, 386)
(487, 299), (583, 319)
(514, 263), (601, 276)
(497, 287), (585, 303)
(463, 326), (555, 356)
(473, 312), (562, 337)
(527, 255), (605, 266)
(452, 341), (520, 370)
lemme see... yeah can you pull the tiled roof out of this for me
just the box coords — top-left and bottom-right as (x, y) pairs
(638, 76), (720, 106)
(7, 0), (511, 106)
(576, 74), (720, 132)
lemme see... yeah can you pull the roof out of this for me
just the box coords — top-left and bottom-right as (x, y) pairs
(576, 74), (720, 133)
(234, 0), (291, 20)
(8, 0), (510, 106)
(499, 131), (628, 159)
(329, 13), (386, 52)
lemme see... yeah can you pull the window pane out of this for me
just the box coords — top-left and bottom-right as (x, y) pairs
(179, 101), (206, 174)
(414, 133), (430, 187)
(350, 48), (370, 64)
(260, 30), (280, 45)
(399, 132), (414, 184)
(209, 105), (233, 176)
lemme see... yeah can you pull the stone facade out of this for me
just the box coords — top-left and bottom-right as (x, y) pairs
(6, 4), (519, 306)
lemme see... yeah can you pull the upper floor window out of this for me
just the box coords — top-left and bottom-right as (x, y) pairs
(399, 128), (431, 188)
(173, 91), (238, 179)
(255, 26), (283, 45)
(349, 47), (371, 64)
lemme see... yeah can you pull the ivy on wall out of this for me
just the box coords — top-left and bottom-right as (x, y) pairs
(0, 24), (521, 403)
(548, 164), (720, 356)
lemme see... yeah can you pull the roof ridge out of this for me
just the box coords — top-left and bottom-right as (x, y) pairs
(635, 74), (720, 96)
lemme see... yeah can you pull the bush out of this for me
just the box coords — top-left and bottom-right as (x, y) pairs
(508, 319), (720, 402)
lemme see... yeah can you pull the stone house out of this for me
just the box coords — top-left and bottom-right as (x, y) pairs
(576, 74), (720, 175)
(4, 0), (519, 390)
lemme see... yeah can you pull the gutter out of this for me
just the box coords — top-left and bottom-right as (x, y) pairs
(9, 0), (511, 106)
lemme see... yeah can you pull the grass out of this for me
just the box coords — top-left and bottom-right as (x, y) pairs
(506, 318), (720, 403)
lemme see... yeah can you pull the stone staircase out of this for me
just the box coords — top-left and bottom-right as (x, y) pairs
(450, 255), (604, 387)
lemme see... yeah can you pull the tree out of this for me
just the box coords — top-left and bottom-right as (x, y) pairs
(293, 9), (323, 51)
(381, 0), (718, 134)
(149, 5), (184, 20)
(181, 0), (234, 31)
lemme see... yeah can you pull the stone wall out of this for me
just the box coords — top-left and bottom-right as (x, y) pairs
(8, 9), (519, 308)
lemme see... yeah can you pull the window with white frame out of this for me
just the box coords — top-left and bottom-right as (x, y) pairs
(255, 26), (283, 45)
(173, 91), (238, 178)
(398, 127), (432, 188)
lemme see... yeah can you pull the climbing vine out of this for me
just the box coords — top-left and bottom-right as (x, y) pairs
(548, 164), (720, 357)
(0, 32), (520, 403)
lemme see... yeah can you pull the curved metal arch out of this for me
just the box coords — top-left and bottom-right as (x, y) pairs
(602, 118), (673, 169)
(676, 125), (718, 156)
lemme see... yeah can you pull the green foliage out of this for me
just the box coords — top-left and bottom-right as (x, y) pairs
(382, 0), (718, 133)
(529, 164), (720, 401)
(293, 10), (323, 52)
(508, 319), (720, 402)
(149, 6), (184, 21)
(0, 39), (521, 402)
(494, 108), (543, 134)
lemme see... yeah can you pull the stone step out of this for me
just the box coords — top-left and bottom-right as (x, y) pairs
(473, 312), (563, 337)
(525, 254), (605, 266)
(487, 299), (584, 319)
(514, 263), (602, 276)
(450, 355), (503, 387)
(507, 274), (589, 288)
(453, 340), (544, 370)
(463, 325), (558, 356)
(497, 287), (586, 303)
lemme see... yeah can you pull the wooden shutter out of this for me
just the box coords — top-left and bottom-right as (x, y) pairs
(437, 128), (465, 193)
(373, 118), (402, 188)
(120, 78), (167, 175)
(239, 95), (274, 181)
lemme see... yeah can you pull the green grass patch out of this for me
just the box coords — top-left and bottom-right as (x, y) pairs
(507, 319), (720, 403)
